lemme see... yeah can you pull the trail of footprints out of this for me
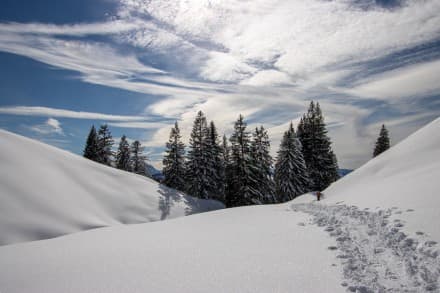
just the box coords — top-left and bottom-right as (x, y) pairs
(291, 203), (440, 292)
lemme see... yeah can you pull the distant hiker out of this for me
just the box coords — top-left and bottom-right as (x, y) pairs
(317, 191), (322, 201)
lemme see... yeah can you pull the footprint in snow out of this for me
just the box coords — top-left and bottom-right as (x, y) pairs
(406, 209), (415, 212)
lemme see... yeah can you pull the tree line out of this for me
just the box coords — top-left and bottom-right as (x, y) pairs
(82, 101), (391, 207)
(83, 124), (150, 176)
(163, 101), (340, 207)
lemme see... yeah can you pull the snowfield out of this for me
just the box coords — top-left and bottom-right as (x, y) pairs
(0, 129), (224, 246)
(0, 117), (439, 292)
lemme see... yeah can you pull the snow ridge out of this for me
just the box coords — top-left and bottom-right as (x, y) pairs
(292, 203), (440, 292)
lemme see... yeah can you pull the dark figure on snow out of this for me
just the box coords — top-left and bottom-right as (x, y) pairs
(317, 191), (322, 201)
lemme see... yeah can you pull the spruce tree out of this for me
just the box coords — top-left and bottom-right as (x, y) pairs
(250, 126), (276, 204)
(116, 135), (131, 171)
(227, 114), (255, 207)
(83, 125), (99, 162)
(97, 124), (114, 166)
(185, 111), (211, 199)
(373, 124), (390, 157)
(274, 123), (310, 202)
(130, 140), (148, 176)
(298, 101), (339, 191)
(206, 121), (225, 202)
(222, 134), (233, 203)
(162, 122), (186, 191)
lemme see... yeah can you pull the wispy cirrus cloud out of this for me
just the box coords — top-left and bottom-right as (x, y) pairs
(0, 106), (149, 121)
(0, 0), (439, 169)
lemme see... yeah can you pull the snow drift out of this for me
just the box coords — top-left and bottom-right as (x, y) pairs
(0, 129), (224, 245)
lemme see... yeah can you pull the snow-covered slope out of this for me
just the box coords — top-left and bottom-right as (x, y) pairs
(0, 129), (224, 245)
(0, 118), (439, 293)
(324, 117), (440, 241)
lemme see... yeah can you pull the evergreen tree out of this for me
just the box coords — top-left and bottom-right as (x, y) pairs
(373, 124), (391, 157)
(222, 134), (233, 203)
(206, 121), (225, 202)
(274, 123), (310, 202)
(162, 122), (186, 191)
(116, 135), (131, 171)
(97, 124), (114, 166)
(130, 140), (148, 175)
(185, 111), (211, 199)
(83, 125), (99, 162)
(298, 101), (339, 191)
(250, 126), (276, 204)
(227, 114), (256, 207)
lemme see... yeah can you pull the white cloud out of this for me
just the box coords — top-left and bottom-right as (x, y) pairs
(0, 0), (439, 169)
(108, 121), (169, 129)
(240, 70), (291, 86)
(119, 0), (440, 86)
(344, 59), (440, 99)
(29, 118), (64, 135)
(0, 106), (149, 121)
(0, 20), (141, 36)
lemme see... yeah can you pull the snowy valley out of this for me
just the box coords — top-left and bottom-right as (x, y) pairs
(0, 118), (439, 292)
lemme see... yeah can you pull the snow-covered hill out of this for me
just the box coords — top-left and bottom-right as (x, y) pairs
(0, 118), (439, 292)
(325, 116), (440, 240)
(0, 129), (224, 246)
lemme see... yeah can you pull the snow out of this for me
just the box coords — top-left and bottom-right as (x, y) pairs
(323, 116), (440, 242)
(0, 205), (343, 293)
(0, 129), (224, 245)
(0, 117), (439, 292)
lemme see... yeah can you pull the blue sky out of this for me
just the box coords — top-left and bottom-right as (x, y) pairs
(0, 0), (439, 169)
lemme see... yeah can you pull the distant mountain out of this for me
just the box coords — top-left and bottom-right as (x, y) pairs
(146, 164), (164, 181)
(338, 168), (353, 177)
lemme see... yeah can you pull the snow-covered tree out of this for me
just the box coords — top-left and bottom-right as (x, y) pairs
(185, 111), (211, 199)
(274, 123), (310, 202)
(206, 121), (225, 202)
(297, 101), (339, 191)
(227, 114), (256, 207)
(250, 126), (276, 204)
(373, 124), (391, 157)
(116, 135), (131, 171)
(97, 124), (114, 166)
(83, 125), (99, 162)
(130, 140), (148, 176)
(162, 122), (186, 191)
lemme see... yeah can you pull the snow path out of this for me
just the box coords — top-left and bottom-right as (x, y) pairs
(291, 203), (440, 293)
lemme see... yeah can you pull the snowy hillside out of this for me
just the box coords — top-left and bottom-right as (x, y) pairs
(0, 118), (439, 293)
(0, 129), (224, 246)
(324, 116), (440, 240)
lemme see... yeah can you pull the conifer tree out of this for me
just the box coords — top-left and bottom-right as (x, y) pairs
(227, 114), (255, 207)
(185, 111), (211, 199)
(116, 135), (131, 171)
(222, 134), (233, 203)
(274, 123), (310, 202)
(206, 121), (225, 201)
(250, 126), (276, 204)
(298, 101), (339, 191)
(97, 124), (114, 166)
(130, 140), (148, 176)
(373, 124), (390, 157)
(83, 125), (99, 162)
(162, 122), (186, 191)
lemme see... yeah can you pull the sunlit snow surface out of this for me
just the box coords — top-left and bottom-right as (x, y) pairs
(0, 117), (439, 292)
(0, 129), (223, 245)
